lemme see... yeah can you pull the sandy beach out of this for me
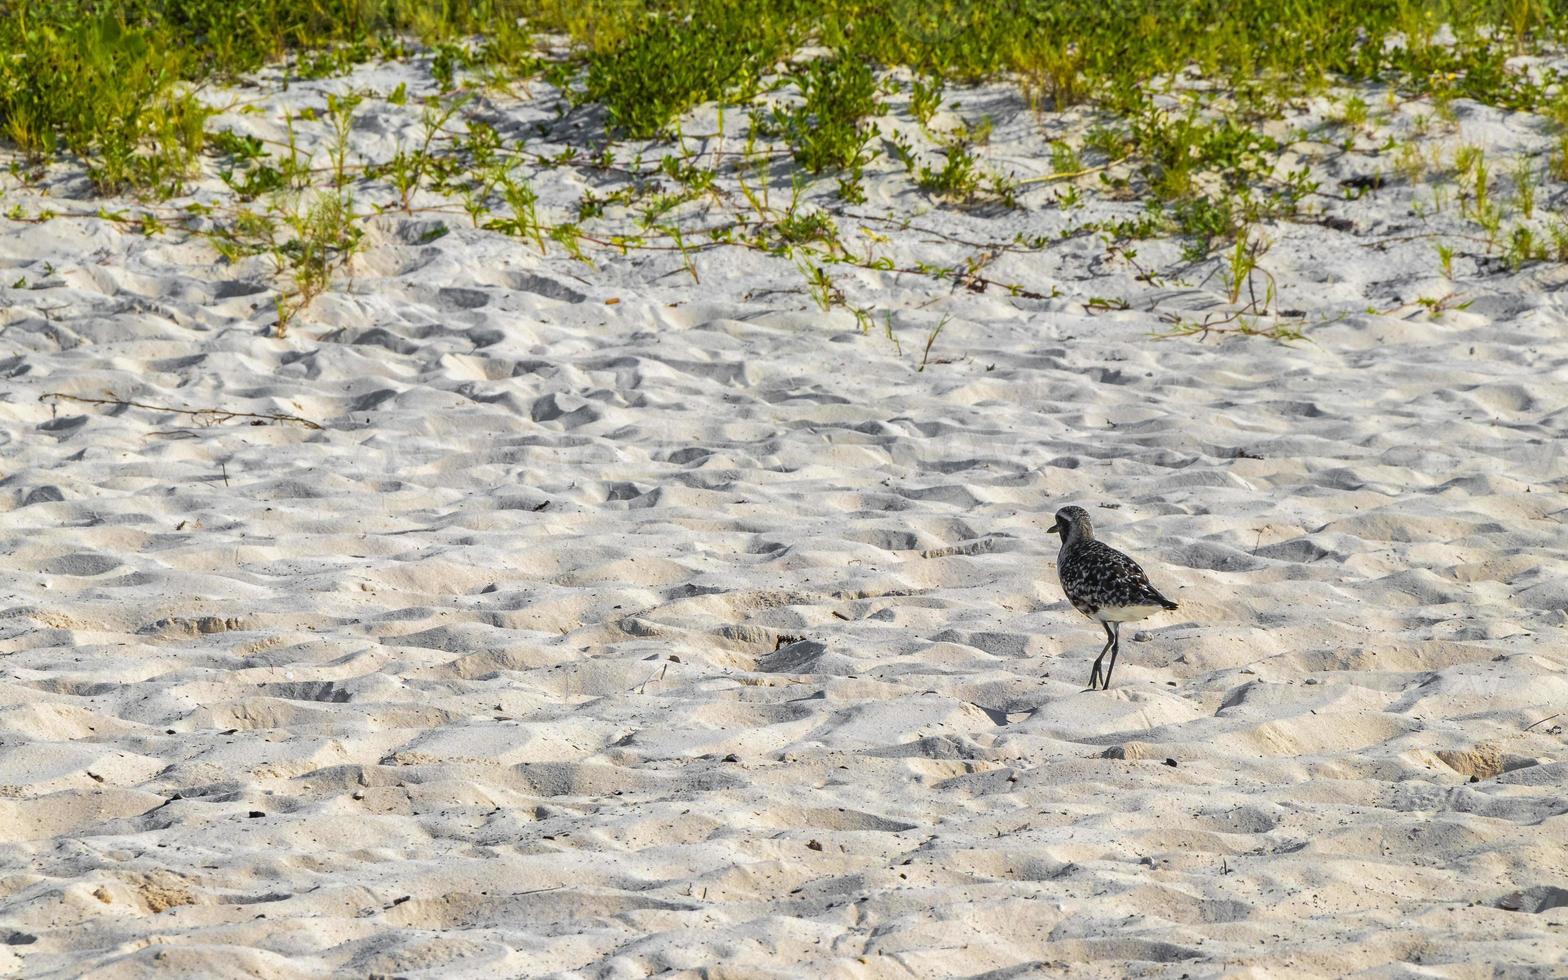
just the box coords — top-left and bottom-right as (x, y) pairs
(1, 42), (1566, 978)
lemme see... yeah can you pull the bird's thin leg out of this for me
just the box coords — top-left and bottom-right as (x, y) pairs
(1101, 623), (1122, 690)
(1086, 622), (1114, 691)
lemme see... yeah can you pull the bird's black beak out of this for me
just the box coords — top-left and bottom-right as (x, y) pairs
(1049, 519), (1065, 535)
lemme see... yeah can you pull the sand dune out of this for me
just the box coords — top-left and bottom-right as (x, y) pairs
(1, 58), (1566, 977)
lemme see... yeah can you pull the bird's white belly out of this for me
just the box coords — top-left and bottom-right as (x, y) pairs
(1095, 604), (1163, 623)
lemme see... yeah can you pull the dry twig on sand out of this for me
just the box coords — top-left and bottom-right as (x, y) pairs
(40, 392), (323, 430)
(1523, 712), (1563, 733)
(1015, 154), (1132, 186)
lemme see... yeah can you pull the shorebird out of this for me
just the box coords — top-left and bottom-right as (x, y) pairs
(1050, 506), (1178, 690)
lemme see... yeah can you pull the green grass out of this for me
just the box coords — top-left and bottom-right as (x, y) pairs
(5, 0), (1568, 341)
(7, 0), (1564, 192)
(581, 0), (796, 138)
(771, 54), (880, 178)
(0, 12), (207, 194)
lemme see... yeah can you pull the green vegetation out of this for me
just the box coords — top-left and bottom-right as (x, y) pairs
(582, 0), (792, 137)
(770, 54), (880, 183)
(4, 0), (1568, 340)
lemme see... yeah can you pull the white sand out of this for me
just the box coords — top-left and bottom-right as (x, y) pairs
(1, 61), (1566, 977)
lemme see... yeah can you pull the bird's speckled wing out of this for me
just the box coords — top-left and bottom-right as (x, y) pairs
(1058, 540), (1176, 615)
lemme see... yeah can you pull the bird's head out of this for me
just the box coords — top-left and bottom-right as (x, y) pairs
(1050, 505), (1093, 543)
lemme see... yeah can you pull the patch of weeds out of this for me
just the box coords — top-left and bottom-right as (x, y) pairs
(549, 222), (591, 263)
(1460, 149), (1503, 242)
(886, 129), (918, 172)
(917, 315), (951, 372)
(473, 16), (540, 89)
(583, 0), (795, 138)
(1050, 140), (1082, 175)
(1085, 123), (1131, 160)
(1131, 100), (1279, 202)
(1547, 130), (1568, 183)
(640, 187), (697, 227)
(987, 172), (1020, 209)
(1454, 144), (1483, 183)
(431, 41), (472, 92)
(1097, 201), (1172, 240)
(576, 186), (635, 221)
(1504, 225), (1546, 270)
(1173, 196), (1238, 259)
(276, 191), (363, 336)
(208, 208), (279, 266)
(296, 39), (385, 81)
(773, 54), (880, 180)
(916, 118), (996, 202)
(835, 173), (868, 204)
(1436, 242), (1455, 279)
(918, 138), (981, 199)
(910, 75), (943, 128)
(0, 12), (208, 195)
(489, 172), (547, 253)
(375, 95), (467, 212)
(209, 129), (267, 162)
(214, 132), (286, 200)
(1334, 94), (1369, 132)
(279, 109), (314, 191)
(13, 0), (1568, 353)
(1084, 296), (1129, 312)
(1161, 315), (1305, 343)
(1018, 40), (1088, 112)
(325, 91), (362, 189)
(1415, 293), (1469, 318)
(1550, 220), (1568, 261)
(1221, 229), (1269, 305)
(876, 310), (902, 353)
(797, 258), (843, 311)
(1511, 157), (1537, 220)
(660, 153), (718, 195)
(774, 207), (839, 250)
(1392, 140), (1428, 184)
